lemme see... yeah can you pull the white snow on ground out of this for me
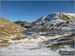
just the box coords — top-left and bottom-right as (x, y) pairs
(0, 35), (60, 50)
(0, 35), (74, 56)
(0, 35), (60, 56)
(0, 48), (60, 56)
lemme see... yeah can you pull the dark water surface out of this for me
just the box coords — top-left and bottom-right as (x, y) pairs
(22, 29), (70, 35)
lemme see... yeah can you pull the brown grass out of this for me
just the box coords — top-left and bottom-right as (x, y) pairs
(11, 34), (39, 40)
(0, 17), (25, 36)
(0, 39), (11, 47)
(11, 35), (28, 40)
(31, 35), (39, 39)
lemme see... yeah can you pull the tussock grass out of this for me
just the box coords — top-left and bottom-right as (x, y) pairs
(0, 39), (11, 47)
(12, 35), (28, 40)
(0, 17), (25, 36)
(31, 35), (39, 39)
(11, 34), (39, 40)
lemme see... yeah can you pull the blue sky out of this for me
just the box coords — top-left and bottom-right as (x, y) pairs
(1, 1), (74, 22)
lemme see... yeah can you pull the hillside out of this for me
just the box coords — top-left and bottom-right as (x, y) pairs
(0, 17), (25, 36)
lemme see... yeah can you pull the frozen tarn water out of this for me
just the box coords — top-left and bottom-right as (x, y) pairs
(22, 29), (71, 35)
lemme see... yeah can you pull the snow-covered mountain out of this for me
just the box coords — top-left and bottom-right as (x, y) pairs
(32, 12), (75, 30)
(33, 12), (75, 25)
(14, 12), (75, 31)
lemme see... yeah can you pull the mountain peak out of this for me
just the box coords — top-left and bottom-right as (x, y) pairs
(34, 12), (75, 25)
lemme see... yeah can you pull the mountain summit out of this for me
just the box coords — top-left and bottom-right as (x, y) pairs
(33, 12), (75, 25)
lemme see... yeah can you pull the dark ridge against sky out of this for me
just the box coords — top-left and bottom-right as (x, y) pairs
(1, 1), (74, 22)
